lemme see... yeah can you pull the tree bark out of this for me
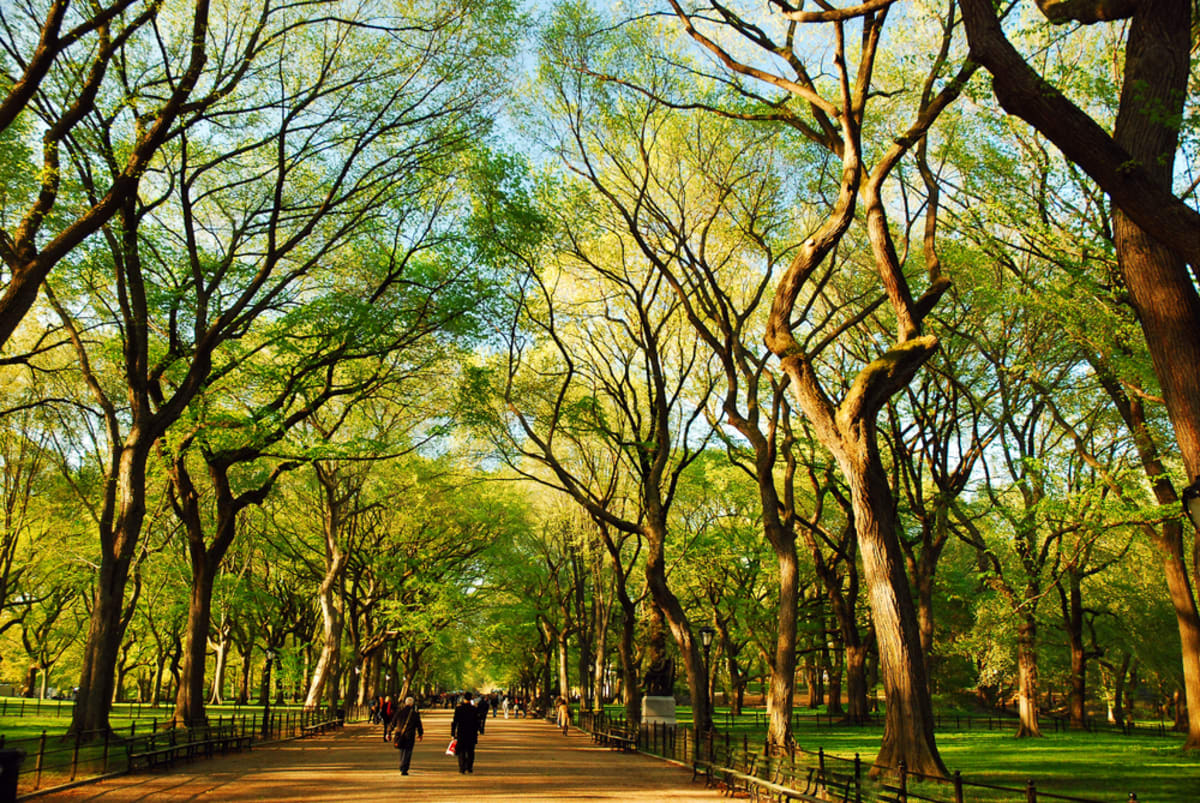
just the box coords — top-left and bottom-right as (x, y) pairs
(1015, 615), (1042, 737)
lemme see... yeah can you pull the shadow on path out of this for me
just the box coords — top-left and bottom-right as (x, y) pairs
(34, 711), (724, 801)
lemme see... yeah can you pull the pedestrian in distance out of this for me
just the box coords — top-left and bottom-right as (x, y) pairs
(381, 696), (396, 741)
(477, 694), (490, 734)
(555, 695), (570, 736)
(451, 691), (481, 774)
(390, 696), (424, 776)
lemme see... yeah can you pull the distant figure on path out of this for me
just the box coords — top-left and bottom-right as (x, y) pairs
(477, 694), (490, 734)
(555, 696), (569, 735)
(381, 696), (396, 741)
(451, 692), (481, 774)
(390, 696), (424, 776)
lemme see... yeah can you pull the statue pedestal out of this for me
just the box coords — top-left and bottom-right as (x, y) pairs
(641, 695), (676, 725)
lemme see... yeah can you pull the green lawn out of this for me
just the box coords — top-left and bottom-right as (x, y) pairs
(620, 705), (1200, 802)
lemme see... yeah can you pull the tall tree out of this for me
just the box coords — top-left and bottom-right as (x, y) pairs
(0, 0), (274, 348)
(659, 0), (976, 775)
(46, 0), (514, 735)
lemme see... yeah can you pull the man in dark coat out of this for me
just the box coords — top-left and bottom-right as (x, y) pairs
(390, 696), (424, 775)
(476, 694), (490, 734)
(451, 692), (481, 774)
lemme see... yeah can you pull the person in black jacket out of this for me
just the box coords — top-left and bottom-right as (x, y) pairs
(390, 697), (424, 775)
(451, 692), (481, 774)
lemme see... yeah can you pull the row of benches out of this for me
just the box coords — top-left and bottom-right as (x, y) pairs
(127, 724), (254, 771)
(691, 748), (865, 802)
(590, 724), (638, 753)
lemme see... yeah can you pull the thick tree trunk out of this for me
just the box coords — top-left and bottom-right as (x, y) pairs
(844, 447), (946, 776)
(305, 580), (343, 712)
(175, 570), (216, 726)
(644, 518), (709, 751)
(845, 644), (869, 724)
(765, 544), (800, 750)
(1015, 616), (1042, 737)
(1060, 571), (1089, 730)
(72, 548), (136, 734)
(804, 662), (821, 709)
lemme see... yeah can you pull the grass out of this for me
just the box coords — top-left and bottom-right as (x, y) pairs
(612, 704), (1200, 802)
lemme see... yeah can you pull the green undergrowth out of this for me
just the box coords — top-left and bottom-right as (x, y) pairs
(617, 705), (1200, 802)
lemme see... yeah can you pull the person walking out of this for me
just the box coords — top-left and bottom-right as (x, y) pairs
(390, 696), (424, 776)
(381, 696), (396, 741)
(477, 694), (490, 734)
(555, 695), (570, 736)
(451, 692), (481, 774)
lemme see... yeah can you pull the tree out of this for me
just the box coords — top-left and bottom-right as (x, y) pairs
(656, 0), (978, 775)
(37, 0), (516, 735)
(0, 0), (274, 348)
(489, 165), (719, 745)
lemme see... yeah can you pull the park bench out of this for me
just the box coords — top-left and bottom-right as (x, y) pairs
(596, 724), (638, 752)
(127, 723), (254, 772)
(693, 749), (853, 802)
(300, 718), (341, 737)
(127, 729), (187, 771)
(191, 723), (252, 758)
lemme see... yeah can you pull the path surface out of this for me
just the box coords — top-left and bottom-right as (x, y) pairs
(37, 712), (725, 801)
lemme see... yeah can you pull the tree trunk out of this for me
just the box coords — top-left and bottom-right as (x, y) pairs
(805, 662), (821, 708)
(644, 517), (709, 750)
(72, 545), (137, 734)
(765, 543), (799, 750)
(305, 578), (343, 712)
(598, 521), (642, 726)
(827, 628), (844, 717)
(844, 443), (946, 776)
(1015, 616), (1042, 737)
(175, 569), (216, 726)
(845, 644), (870, 724)
(557, 630), (571, 698)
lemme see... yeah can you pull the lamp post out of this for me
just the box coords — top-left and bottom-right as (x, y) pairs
(261, 649), (276, 738)
(699, 625), (716, 733)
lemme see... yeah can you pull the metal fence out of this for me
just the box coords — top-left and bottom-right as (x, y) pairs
(577, 710), (1144, 803)
(2, 707), (351, 799)
(725, 709), (1178, 740)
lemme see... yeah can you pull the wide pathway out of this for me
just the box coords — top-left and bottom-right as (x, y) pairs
(38, 711), (725, 801)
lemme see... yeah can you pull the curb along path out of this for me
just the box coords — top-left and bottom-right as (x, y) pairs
(34, 711), (726, 801)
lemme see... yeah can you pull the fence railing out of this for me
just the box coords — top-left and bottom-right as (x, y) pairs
(719, 708), (1178, 739)
(577, 710), (1143, 803)
(3, 706), (353, 799)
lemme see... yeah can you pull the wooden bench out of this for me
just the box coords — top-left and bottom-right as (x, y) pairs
(301, 719), (341, 737)
(692, 752), (847, 802)
(592, 724), (637, 752)
(127, 730), (187, 771)
(128, 724), (254, 772)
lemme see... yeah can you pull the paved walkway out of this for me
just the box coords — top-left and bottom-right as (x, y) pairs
(37, 712), (725, 801)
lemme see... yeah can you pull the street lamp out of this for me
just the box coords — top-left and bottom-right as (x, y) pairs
(699, 626), (716, 733)
(1183, 478), (1200, 533)
(261, 649), (276, 738)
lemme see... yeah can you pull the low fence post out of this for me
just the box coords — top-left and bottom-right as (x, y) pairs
(1026, 778), (1037, 803)
(70, 727), (81, 781)
(102, 729), (111, 774)
(898, 760), (908, 803)
(953, 770), (964, 803)
(34, 730), (46, 791)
